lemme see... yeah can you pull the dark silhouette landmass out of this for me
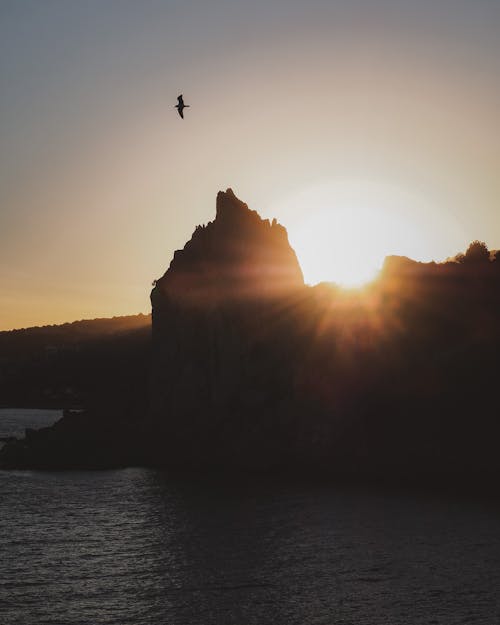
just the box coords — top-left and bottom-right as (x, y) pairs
(0, 314), (150, 408)
(2, 189), (500, 492)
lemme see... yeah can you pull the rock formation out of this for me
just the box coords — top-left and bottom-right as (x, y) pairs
(2, 189), (500, 492)
(148, 189), (306, 469)
(151, 188), (303, 305)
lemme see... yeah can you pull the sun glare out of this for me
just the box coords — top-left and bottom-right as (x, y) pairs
(272, 181), (464, 288)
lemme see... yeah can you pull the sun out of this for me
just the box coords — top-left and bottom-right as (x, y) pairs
(292, 203), (386, 287)
(271, 181), (461, 288)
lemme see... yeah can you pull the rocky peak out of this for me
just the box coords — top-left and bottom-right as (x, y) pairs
(152, 189), (304, 305)
(215, 188), (249, 221)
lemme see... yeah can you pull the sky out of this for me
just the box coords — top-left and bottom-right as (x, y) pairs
(1, 0), (500, 329)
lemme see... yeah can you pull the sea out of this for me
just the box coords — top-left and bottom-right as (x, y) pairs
(1, 408), (500, 625)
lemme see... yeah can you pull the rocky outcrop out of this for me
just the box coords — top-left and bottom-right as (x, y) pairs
(148, 189), (307, 469)
(151, 188), (303, 305)
(3, 188), (500, 491)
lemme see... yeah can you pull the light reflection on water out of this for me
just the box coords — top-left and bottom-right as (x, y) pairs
(1, 412), (500, 624)
(0, 408), (62, 442)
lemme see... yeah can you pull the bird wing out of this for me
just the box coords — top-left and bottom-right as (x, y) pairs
(178, 108), (184, 119)
(177, 95), (184, 106)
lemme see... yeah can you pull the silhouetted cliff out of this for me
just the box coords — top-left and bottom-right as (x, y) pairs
(147, 189), (305, 469)
(152, 188), (303, 305)
(2, 190), (500, 491)
(145, 190), (500, 483)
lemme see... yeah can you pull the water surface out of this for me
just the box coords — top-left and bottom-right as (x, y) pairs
(0, 408), (62, 440)
(1, 410), (500, 624)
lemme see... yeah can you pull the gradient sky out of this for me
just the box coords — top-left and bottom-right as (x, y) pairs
(1, 0), (500, 329)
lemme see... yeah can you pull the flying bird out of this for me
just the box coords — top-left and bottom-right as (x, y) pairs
(175, 94), (189, 119)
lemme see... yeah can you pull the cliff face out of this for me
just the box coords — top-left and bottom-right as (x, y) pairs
(149, 189), (306, 468)
(3, 189), (500, 487)
(147, 195), (500, 476)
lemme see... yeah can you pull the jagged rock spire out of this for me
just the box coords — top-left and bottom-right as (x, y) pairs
(152, 189), (303, 304)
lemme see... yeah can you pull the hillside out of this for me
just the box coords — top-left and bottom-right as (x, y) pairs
(0, 314), (150, 408)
